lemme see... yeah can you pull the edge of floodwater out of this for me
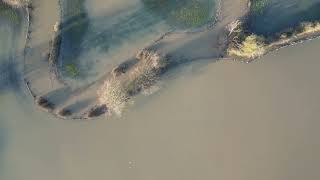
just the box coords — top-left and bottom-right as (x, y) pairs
(8, 0), (320, 120)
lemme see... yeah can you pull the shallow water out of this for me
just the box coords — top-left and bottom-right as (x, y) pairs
(58, 0), (217, 87)
(1, 0), (320, 179)
(1, 24), (320, 180)
(249, 0), (320, 35)
(0, 10), (25, 93)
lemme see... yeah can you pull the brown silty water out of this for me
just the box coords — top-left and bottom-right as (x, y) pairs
(0, 0), (320, 179)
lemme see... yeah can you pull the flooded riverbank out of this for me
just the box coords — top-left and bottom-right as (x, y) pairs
(58, 0), (218, 86)
(1, 0), (320, 179)
(248, 0), (320, 36)
(1, 34), (320, 180)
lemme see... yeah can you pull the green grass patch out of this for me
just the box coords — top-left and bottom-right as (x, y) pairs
(250, 0), (271, 15)
(172, 1), (210, 27)
(65, 63), (80, 77)
(142, 0), (213, 28)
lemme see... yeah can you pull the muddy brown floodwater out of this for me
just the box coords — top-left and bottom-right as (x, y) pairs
(1, 27), (320, 180)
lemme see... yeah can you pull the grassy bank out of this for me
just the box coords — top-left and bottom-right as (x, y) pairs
(227, 20), (320, 61)
(226, 0), (320, 61)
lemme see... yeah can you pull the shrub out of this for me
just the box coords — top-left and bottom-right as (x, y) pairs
(65, 63), (79, 77)
(228, 35), (266, 59)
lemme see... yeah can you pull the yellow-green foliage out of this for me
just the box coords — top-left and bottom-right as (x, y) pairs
(142, 0), (211, 28)
(65, 63), (79, 77)
(228, 35), (265, 59)
(300, 22), (320, 35)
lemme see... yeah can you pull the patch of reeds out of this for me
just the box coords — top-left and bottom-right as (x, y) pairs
(98, 50), (168, 115)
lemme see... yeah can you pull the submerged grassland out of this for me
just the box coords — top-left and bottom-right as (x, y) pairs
(0, 1), (21, 24)
(98, 50), (168, 115)
(142, 0), (214, 28)
(59, 0), (88, 78)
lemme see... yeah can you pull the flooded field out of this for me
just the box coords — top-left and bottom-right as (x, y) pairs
(1, 28), (320, 180)
(0, 5), (26, 94)
(1, 0), (320, 179)
(59, 0), (217, 86)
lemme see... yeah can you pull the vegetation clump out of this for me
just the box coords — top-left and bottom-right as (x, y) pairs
(142, 0), (213, 28)
(299, 21), (320, 35)
(226, 0), (320, 61)
(227, 20), (320, 61)
(65, 63), (80, 77)
(250, 0), (271, 15)
(171, 1), (210, 27)
(99, 50), (168, 115)
(228, 34), (265, 59)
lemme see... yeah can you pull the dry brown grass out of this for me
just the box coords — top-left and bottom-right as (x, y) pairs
(98, 50), (168, 115)
(227, 34), (266, 59)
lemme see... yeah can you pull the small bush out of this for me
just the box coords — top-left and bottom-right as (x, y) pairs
(65, 63), (79, 77)
(300, 22), (320, 34)
(228, 35), (266, 59)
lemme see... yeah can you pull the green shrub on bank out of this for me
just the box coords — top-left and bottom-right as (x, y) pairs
(228, 34), (266, 59)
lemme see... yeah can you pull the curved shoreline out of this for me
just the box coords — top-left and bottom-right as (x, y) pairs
(20, 0), (231, 120)
(226, 0), (320, 62)
(5, 0), (320, 119)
